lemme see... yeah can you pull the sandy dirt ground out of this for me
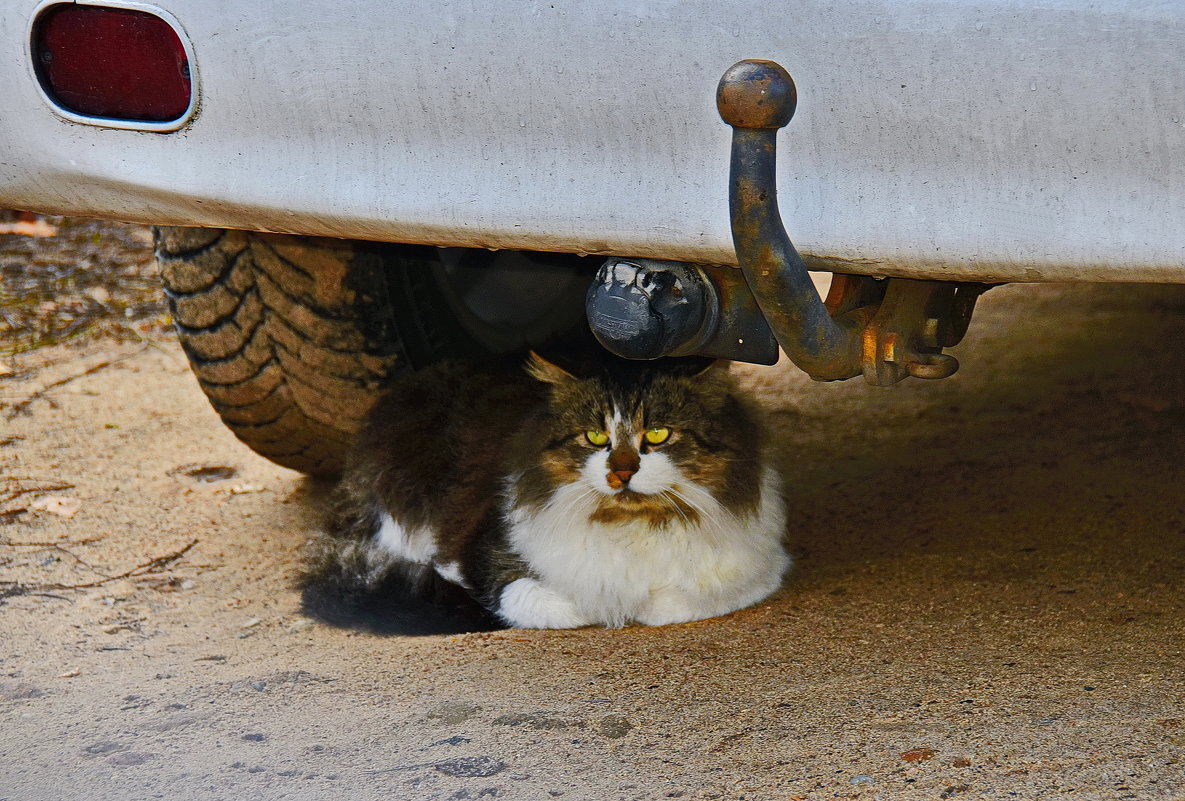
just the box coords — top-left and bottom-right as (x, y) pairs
(2, 225), (1184, 800)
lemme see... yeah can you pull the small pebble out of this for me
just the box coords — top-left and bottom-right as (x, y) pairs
(58, 669), (81, 678)
(180, 580), (195, 590)
(242, 733), (266, 742)
(850, 774), (875, 786)
(242, 617), (263, 629)
(287, 618), (316, 634)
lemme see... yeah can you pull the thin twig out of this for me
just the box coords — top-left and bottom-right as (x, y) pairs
(0, 584), (71, 603)
(112, 320), (180, 366)
(2, 539), (199, 596)
(0, 539), (108, 575)
(85, 292), (179, 365)
(0, 483), (75, 505)
(4, 348), (145, 419)
(38, 538), (198, 590)
(1, 537), (101, 547)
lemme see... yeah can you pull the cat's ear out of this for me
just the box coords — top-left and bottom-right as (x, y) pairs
(526, 351), (577, 385)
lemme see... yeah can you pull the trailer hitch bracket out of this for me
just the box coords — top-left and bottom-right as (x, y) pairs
(717, 59), (991, 384)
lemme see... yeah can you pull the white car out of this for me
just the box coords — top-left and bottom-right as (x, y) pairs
(2, 0), (1182, 473)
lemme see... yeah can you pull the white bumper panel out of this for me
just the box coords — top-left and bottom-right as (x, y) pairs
(1, 0), (1183, 282)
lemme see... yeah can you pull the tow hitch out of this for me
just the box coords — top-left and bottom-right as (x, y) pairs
(586, 60), (993, 385)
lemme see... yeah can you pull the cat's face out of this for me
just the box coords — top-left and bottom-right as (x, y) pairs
(512, 355), (765, 528)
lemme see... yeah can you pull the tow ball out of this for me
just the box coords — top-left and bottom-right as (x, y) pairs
(586, 59), (993, 385)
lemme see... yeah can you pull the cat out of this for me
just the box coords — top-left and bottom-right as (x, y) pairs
(300, 351), (789, 634)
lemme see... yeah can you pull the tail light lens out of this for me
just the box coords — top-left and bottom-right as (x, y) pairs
(31, 3), (194, 129)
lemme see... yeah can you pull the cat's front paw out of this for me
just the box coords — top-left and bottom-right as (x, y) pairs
(497, 578), (589, 629)
(633, 590), (720, 626)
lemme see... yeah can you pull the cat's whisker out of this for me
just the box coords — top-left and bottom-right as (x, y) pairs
(544, 485), (601, 533)
(664, 484), (742, 541)
(656, 490), (694, 527)
(662, 488), (716, 531)
(657, 491), (689, 524)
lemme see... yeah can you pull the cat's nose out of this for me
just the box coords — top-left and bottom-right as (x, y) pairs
(607, 447), (641, 490)
(607, 468), (635, 489)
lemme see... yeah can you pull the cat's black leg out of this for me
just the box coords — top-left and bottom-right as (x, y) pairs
(299, 549), (503, 635)
(299, 506), (503, 636)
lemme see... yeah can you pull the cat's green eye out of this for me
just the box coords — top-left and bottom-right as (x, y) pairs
(585, 430), (610, 447)
(644, 426), (671, 445)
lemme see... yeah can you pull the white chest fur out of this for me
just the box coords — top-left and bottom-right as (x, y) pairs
(501, 465), (789, 628)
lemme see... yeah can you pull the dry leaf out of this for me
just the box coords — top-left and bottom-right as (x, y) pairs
(174, 464), (237, 483)
(29, 495), (82, 518)
(901, 748), (937, 762)
(0, 218), (58, 237)
(226, 483), (265, 495)
(84, 286), (112, 305)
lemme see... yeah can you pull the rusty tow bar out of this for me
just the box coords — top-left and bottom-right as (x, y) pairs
(717, 59), (990, 384)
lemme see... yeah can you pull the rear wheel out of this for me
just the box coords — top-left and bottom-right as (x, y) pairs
(155, 227), (593, 475)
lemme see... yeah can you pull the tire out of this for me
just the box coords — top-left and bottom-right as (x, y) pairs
(155, 227), (593, 476)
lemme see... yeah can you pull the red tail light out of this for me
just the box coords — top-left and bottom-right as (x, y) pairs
(31, 3), (193, 127)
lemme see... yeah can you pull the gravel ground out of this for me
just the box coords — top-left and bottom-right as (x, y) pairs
(1, 219), (1183, 800)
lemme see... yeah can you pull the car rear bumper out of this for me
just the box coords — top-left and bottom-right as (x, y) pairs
(1, 0), (1183, 282)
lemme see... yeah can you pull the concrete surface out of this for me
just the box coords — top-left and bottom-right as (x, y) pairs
(2, 281), (1184, 800)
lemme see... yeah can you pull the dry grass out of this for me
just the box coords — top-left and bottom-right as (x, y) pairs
(0, 215), (170, 356)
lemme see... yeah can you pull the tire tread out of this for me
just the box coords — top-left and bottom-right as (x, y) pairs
(155, 226), (402, 476)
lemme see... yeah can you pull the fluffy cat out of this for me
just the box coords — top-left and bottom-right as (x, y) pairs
(300, 352), (789, 634)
